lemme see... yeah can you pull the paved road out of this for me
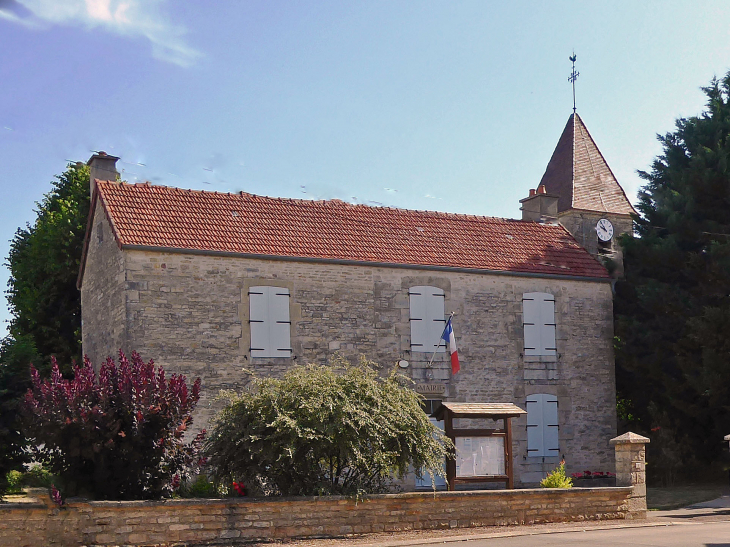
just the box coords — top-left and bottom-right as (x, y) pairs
(417, 496), (730, 547)
(432, 521), (730, 547)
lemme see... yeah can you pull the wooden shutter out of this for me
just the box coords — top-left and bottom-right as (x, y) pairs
(526, 394), (559, 457)
(270, 288), (292, 357)
(409, 286), (446, 353)
(543, 395), (559, 455)
(249, 287), (270, 357)
(539, 296), (557, 356)
(523, 292), (556, 356)
(249, 286), (291, 358)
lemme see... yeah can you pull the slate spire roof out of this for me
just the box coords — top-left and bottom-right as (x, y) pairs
(80, 181), (610, 284)
(538, 113), (636, 216)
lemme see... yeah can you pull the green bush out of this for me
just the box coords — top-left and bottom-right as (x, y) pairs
(178, 474), (219, 498)
(5, 470), (23, 494)
(205, 357), (452, 496)
(20, 464), (54, 488)
(540, 462), (573, 488)
(4, 464), (54, 495)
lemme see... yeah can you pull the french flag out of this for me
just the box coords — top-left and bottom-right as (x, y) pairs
(441, 317), (460, 375)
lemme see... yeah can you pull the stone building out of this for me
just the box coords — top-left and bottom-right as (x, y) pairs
(78, 113), (633, 487)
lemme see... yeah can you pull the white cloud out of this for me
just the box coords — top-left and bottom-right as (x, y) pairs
(0, 0), (202, 67)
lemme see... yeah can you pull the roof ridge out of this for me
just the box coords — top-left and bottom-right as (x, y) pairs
(96, 180), (562, 227)
(88, 179), (609, 281)
(572, 113), (637, 216)
(570, 113), (577, 209)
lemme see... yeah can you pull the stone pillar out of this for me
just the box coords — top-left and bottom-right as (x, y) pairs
(610, 432), (650, 519)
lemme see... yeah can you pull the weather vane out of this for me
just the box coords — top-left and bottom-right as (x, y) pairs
(568, 52), (579, 113)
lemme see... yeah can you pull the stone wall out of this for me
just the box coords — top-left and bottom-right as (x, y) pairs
(80, 200), (127, 365)
(1, 487), (634, 547)
(81, 245), (617, 485)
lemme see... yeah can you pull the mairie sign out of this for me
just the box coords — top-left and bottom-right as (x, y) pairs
(415, 383), (446, 395)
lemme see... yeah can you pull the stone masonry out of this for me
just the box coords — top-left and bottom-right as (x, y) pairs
(610, 432), (650, 518)
(1, 487), (634, 547)
(81, 200), (618, 487)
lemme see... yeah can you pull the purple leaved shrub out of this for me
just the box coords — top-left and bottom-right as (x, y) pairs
(21, 350), (204, 500)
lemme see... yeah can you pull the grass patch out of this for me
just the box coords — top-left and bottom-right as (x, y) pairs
(647, 484), (726, 510)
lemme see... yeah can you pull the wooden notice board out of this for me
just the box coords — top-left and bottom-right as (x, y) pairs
(434, 402), (527, 490)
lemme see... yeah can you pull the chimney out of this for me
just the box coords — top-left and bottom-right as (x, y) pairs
(87, 152), (119, 195)
(519, 186), (559, 223)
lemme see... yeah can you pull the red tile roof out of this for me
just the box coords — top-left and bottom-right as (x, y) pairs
(90, 181), (609, 280)
(538, 113), (636, 216)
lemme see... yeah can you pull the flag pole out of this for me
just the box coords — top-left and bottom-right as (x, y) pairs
(427, 311), (455, 368)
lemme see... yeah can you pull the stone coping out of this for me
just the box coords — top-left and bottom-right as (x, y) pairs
(2, 486), (634, 509)
(610, 432), (650, 445)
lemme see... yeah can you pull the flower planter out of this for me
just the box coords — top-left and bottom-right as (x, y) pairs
(573, 476), (616, 488)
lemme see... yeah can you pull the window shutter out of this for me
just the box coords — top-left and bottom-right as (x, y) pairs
(526, 395), (545, 457)
(409, 286), (445, 353)
(544, 395), (560, 455)
(270, 288), (292, 357)
(523, 294), (541, 356)
(249, 287), (270, 358)
(523, 292), (556, 356)
(249, 286), (291, 358)
(539, 296), (557, 356)
(526, 394), (559, 457)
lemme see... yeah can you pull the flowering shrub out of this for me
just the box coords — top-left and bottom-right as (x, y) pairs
(205, 357), (452, 496)
(232, 481), (246, 496)
(50, 484), (63, 507)
(570, 470), (616, 479)
(21, 351), (203, 500)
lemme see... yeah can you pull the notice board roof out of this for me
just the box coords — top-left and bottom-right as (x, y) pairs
(434, 402), (527, 419)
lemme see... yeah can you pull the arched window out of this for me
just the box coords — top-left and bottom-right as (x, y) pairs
(526, 393), (559, 457)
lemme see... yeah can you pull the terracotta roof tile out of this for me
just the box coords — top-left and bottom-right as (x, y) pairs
(538, 113), (636, 216)
(93, 181), (609, 279)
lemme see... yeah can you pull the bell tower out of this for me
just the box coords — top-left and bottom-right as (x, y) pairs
(521, 56), (635, 275)
(532, 112), (635, 275)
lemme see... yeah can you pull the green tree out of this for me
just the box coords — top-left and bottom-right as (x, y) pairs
(205, 358), (452, 496)
(615, 72), (730, 479)
(0, 162), (89, 494)
(5, 162), (90, 366)
(0, 335), (42, 495)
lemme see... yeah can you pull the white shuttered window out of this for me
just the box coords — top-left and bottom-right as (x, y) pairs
(249, 286), (292, 358)
(522, 292), (557, 356)
(526, 394), (559, 457)
(409, 286), (446, 352)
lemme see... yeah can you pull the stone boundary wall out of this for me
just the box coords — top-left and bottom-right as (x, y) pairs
(2, 487), (635, 547)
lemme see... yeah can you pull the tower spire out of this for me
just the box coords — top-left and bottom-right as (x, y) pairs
(568, 52), (579, 113)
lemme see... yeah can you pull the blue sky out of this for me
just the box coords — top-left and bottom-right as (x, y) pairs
(2, 0), (730, 338)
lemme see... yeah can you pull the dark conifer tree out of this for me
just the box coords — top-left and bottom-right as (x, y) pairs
(616, 73), (730, 480)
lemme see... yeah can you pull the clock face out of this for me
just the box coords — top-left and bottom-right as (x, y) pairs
(596, 218), (614, 242)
